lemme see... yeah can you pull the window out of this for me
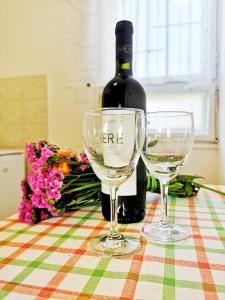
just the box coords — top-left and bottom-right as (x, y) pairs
(119, 0), (218, 142)
(87, 0), (219, 142)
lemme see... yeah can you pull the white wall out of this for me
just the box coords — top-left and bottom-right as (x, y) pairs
(0, 0), (65, 146)
(0, 0), (222, 183)
(0, 0), (98, 152)
(181, 146), (219, 183)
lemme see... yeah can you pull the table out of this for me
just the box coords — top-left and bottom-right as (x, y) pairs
(0, 188), (225, 300)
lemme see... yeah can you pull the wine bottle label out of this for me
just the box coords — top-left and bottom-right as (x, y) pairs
(101, 110), (137, 196)
(102, 169), (137, 196)
(117, 45), (132, 54)
(102, 110), (135, 168)
(121, 62), (130, 70)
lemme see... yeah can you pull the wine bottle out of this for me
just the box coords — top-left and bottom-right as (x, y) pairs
(101, 20), (146, 223)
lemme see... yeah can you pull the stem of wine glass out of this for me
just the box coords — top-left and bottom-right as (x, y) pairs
(159, 181), (169, 226)
(109, 185), (120, 238)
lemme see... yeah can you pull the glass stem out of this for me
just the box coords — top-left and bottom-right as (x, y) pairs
(160, 181), (169, 226)
(109, 185), (120, 238)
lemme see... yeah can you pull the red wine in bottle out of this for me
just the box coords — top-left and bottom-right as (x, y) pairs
(101, 20), (146, 223)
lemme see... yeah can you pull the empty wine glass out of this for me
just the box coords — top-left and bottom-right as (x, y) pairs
(83, 107), (145, 257)
(141, 111), (194, 244)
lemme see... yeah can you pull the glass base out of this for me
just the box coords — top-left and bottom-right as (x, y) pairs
(142, 222), (190, 244)
(89, 233), (141, 258)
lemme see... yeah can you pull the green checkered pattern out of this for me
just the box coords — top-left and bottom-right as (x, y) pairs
(0, 187), (225, 299)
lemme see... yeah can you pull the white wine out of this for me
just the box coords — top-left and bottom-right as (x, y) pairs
(142, 153), (185, 181)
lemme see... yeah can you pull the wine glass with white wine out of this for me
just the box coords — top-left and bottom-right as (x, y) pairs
(141, 111), (194, 244)
(83, 107), (145, 257)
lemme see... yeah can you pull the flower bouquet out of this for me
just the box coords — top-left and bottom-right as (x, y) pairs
(19, 141), (225, 225)
(19, 141), (101, 224)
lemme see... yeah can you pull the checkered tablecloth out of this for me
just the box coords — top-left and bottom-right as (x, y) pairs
(0, 188), (225, 300)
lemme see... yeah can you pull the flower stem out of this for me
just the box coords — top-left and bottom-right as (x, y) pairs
(194, 182), (225, 196)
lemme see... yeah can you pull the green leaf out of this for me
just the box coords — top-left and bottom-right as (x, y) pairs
(148, 139), (158, 147)
(61, 182), (101, 195)
(146, 174), (202, 197)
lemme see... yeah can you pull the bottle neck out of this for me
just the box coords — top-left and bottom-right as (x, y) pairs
(115, 32), (133, 77)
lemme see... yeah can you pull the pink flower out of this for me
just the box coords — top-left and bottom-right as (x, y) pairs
(27, 167), (64, 217)
(20, 141), (97, 225)
(40, 211), (49, 221)
(26, 143), (37, 165)
(28, 172), (38, 191)
(80, 152), (89, 164)
(79, 165), (88, 172)
(41, 145), (54, 160)
(32, 145), (53, 170)
(18, 184), (51, 224)
(46, 189), (61, 200)
(21, 180), (28, 197)
(26, 143), (54, 170)
(18, 181), (36, 224)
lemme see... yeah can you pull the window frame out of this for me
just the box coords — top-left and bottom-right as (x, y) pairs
(129, 0), (220, 143)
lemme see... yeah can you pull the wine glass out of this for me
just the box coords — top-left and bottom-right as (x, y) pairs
(83, 107), (145, 257)
(141, 111), (194, 244)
